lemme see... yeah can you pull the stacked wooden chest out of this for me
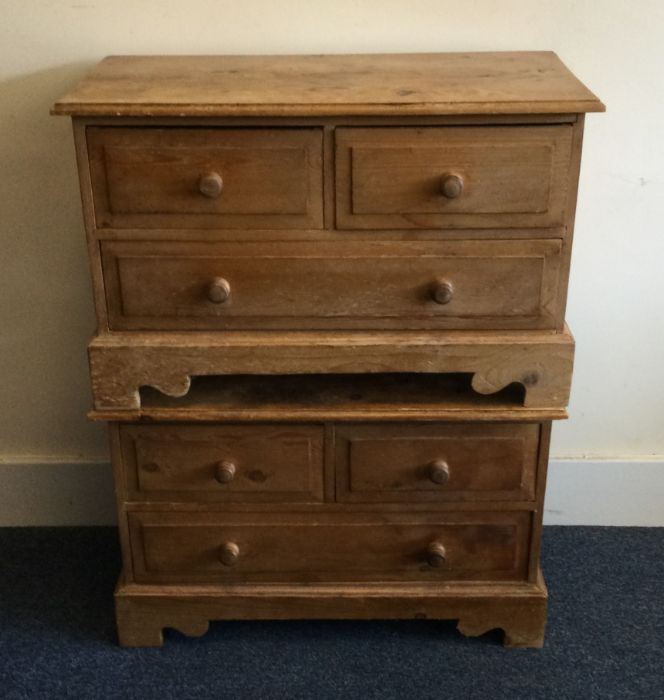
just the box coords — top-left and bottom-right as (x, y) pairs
(53, 52), (603, 647)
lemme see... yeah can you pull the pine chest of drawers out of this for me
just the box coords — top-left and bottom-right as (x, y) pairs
(53, 52), (603, 647)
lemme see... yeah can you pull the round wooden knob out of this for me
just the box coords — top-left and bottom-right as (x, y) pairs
(219, 542), (240, 566)
(207, 277), (231, 304)
(428, 459), (450, 485)
(199, 172), (223, 198)
(431, 279), (454, 305)
(440, 173), (464, 198)
(426, 542), (447, 568)
(214, 460), (236, 484)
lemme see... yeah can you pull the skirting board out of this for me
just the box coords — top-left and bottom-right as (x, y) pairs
(542, 459), (664, 526)
(0, 458), (662, 527)
(0, 458), (116, 527)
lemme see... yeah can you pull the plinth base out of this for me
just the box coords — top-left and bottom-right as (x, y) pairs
(115, 570), (548, 649)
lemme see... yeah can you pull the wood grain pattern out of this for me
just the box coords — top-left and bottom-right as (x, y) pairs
(119, 423), (324, 503)
(87, 127), (323, 229)
(52, 53), (604, 117)
(336, 125), (573, 229)
(87, 327), (575, 411)
(127, 510), (531, 584)
(100, 239), (563, 331)
(335, 423), (538, 503)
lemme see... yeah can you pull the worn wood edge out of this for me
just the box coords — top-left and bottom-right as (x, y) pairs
(92, 225), (569, 242)
(108, 425), (134, 578)
(555, 115), (586, 327)
(116, 574), (547, 599)
(71, 121), (109, 331)
(89, 407), (567, 422)
(89, 327), (574, 348)
(51, 99), (605, 117)
(87, 327), (575, 410)
(118, 500), (542, 514)
(55, 115), (583, 131)
(527, 423), (552, 582)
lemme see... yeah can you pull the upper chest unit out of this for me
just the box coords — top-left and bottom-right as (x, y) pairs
(53, 52), (603, 334)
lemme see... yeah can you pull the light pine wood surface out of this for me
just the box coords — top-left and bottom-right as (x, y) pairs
(52, 52), (604, 117)
(127, 509), (531, 584)
(71, 115), (585, 341)
(115, 574), (548, 648)
(87, 327), (575, 411)
(119, 423), (325, 504)
(334, 422), (539, 503)
(100, 239), (563, 331)
(87, 127), (324, 229)
(52, 52), (602, 648)
(335, 125), (573, 229)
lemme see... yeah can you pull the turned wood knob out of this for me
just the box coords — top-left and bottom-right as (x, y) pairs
(428, 459), (450, 485)
(198, 171), (223, 198)
(440, 173), (464, 199)
(426, 542), (447, 568)
(206, 277), (231, 304)
(214, 460), (236, 484)
(219, 541), (240, 566)
(431, 279), (454, 305)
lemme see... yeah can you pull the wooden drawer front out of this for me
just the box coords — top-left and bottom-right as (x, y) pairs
(336, 126), (573, 229)
(87, 127), (323, 229)
(101, 239), (562, 330)
(119, 424), (324, 503)
(128, 511), (531, 584)
(335, 423), (539, 503)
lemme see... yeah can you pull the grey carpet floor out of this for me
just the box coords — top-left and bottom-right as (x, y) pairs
(0, 526), (662, 699)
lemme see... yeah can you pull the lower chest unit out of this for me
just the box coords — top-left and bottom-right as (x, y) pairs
(110, 418), (552, 648)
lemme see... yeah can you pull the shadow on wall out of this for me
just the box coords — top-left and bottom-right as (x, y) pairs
(0, 63), (107, 457)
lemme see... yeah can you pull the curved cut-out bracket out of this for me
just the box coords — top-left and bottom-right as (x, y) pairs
(169, 618), (211, 640)
(457, 617), (546, 649)
(457, 618), (503, 640)
(89, 328), (574, 411)
(115, 596), (210, 647)
(148, 374), (192, 400)
(471, 363), (552, 408)
(115, 617), (210, 648)
(471, 370), (536, 396)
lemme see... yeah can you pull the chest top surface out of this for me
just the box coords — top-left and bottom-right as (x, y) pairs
(52, 51), (604, 118)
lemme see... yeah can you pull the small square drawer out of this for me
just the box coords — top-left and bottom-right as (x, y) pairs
(127, 510), (531, 584)
(87, 127), (323, 229)
(118, 424), (324, 503)
(336, 125), (573, 229)
(101, 238), (562, 331)
(335, 423), (540, 502)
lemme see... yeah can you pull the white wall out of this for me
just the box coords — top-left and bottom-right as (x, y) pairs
(1, 1), (663, 524)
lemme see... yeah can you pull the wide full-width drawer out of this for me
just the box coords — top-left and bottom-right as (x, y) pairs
(101, 239), (563, 330)
(335, 423), (540, 503)
(336, 125), (573, 229)
(87, 127), (324, 229)
(127, 510), (532, 584)
(118, 424), (324, 503)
